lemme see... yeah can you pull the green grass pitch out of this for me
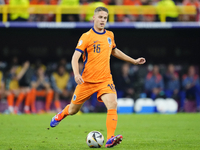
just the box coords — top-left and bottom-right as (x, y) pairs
(0, 113), (200, 150)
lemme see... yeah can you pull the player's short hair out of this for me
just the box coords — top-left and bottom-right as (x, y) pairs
(94, 7), (109, 14)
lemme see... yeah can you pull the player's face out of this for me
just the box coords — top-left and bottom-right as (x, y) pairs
(93, 11), (108, 30)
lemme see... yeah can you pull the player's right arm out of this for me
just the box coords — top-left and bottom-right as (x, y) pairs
(71, 51), (84, 85)
(73, 32), (89, 84)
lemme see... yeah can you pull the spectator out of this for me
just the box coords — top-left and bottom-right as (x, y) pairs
(121, 0), (142, 22)
(5, 65), (20, 114)
(164, 64), (180, 99)
(79, 0), (90, 22)
(10, 56), (19, 67)
(13, 61), (32, 114)
(180, 65), (200, 111)
(0, 0), (4, 5)
(60, 0), (80, 22)
(85, 0), (106, 22)
(9, 0), (30, 21)
(182, 0), (200, 22)
(141, 0), (156, 22)
(145, 65), (164, 99)
(0, 70), (6, 101)
(51, 64), (70, 112)
(0, 0), (5, 21)
(30, 65), (54, 113)
(115, 63), (135, 98)
(102, 0), (116, 5)
(29, 0), (57, 22)
(156, 0), (179, 22)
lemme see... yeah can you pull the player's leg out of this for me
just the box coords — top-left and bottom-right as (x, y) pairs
(14, 88), (26, 113)
(50, 82), (93, 127)
(24, 87), (31, 114)
(50, 102), (83, 127)
(30, 88), (37, 113)
(101, 93), (118, 138)
(97, 81), (123, 148)
(6, 91), (15, 113)
(101, 93), (122, 148)
(58, 102), (83, 119)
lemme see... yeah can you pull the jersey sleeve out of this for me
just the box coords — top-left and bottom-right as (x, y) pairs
(112, 32), (117, 50)
(75, 33), (89, 54)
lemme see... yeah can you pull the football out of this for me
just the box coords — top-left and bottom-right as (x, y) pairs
(86, 131), (104, 148)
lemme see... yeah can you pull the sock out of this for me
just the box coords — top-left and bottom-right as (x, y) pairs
(45, 90), (54, 111)
(106, 109), (118, 140)
(56, 104), (70, 121)
(24, 92), (32, 112)
(25, 92), (32, 107)
(15, 93), (25, 107)
(30, 88), (36, 112)
(8, 106), (14, 113)
(54, 100), (61, 111)
(7, 93), (14, 107)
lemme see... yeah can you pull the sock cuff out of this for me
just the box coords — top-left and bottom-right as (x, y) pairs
(107, 109), (117, 115)
(65, 105), (70, 115)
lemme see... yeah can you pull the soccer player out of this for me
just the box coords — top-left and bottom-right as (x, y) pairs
(50, 7), (146, 148)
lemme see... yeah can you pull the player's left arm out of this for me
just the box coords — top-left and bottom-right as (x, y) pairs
(112, 48), (146, 65)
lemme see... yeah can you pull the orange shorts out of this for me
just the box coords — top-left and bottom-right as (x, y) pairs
(71, 80), (116, 105)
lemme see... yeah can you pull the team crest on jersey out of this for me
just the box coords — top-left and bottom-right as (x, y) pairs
(107, 37), (112, 45)
(73, 94), (77, 101)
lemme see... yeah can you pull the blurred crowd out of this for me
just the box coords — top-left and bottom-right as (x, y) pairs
(0, 57), (199, 114)
(0, 0), (200, 22)
(0, 57), (80, 114)
(114, 63), (200, 112)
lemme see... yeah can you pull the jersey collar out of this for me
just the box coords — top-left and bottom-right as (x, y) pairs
(92, 27), (106, 35)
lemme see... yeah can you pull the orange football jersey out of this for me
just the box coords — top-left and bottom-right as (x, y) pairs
(75, 27), (116, 83)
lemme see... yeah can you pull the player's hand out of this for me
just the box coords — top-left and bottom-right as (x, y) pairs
(135, 57), (146, 65)
(74, 74), (84, 85)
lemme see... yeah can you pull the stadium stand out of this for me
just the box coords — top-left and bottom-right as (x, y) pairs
(0, 0), (200, 114)
(0, 59), (199, 113)
(0, 0), (199, 22)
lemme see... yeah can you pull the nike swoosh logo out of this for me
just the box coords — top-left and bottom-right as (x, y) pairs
(112, 119), (117, 121)
(55, 116), (58, 119)
(94, 40), (98, 43)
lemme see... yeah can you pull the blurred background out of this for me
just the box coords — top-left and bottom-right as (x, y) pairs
(0, 0), (200, 114)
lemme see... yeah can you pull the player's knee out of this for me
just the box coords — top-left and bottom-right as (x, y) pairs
(112, 100), (118, 109)
(108, 100), (117, 109)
